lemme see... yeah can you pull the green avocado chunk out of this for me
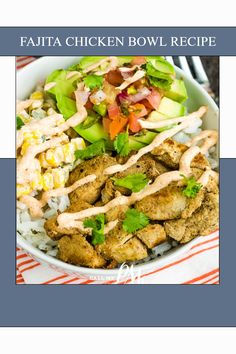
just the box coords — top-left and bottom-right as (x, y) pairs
(164, 79), (188, 103)
(74, 122), (108, 143)
(131, 131), (157, 145)
(128, 137), (146, 150)
(157, 97), (186, 118)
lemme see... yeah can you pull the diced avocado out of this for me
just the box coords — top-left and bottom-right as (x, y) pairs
(74, 122), (108, 143)
(128, 137), (146, 151)
(147, 111), (169, 122)
(131, 131), (157, 145)
(164, 79), (188, 103)
(157, 97), (186, 118)
(93, 103), (107, 117)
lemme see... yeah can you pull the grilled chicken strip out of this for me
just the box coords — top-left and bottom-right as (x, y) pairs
(58, 234), (107, 268)
(68, 154), (116, 204)
(44, 201), (92, 240)
(164, 190), (219, 243)
(136, 224), (167, 249)
(151, 138), (210, 170)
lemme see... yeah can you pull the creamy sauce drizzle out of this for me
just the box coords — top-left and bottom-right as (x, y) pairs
(139, 115), (195, 129)
(186, 130), (218, 154)
(17, 99), (34, 114)
(116, 70), (145, 91)
(44, 82), (56, 91)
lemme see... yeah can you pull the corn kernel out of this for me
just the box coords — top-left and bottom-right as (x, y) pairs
(30, 91), (44, 100)
(30, 171), (43, 191)
(62, 143), (75, 164)
(38, 153), (49, 168)
(71, 138), (86, 151)
(17, 184), (31, 198)
(52, 169), (66, 188)
(42, 172), (54, 191)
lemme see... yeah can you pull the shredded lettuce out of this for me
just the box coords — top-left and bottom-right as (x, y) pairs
(83, 74), (103, 90)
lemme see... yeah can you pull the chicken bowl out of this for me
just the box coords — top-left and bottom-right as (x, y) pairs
(17, 56), (219, 281)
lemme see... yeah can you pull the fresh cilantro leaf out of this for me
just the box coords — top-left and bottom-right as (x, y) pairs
(16, 116), (24, 130)
(75, 140), (105, 160)
(122, 208), (149, 233)
(83, 214), (105, 245)
(83, 75), (103, 90)
(112, 173), (149, 193)
(181, 174), (202, 198)
(114, 132), (130, 157)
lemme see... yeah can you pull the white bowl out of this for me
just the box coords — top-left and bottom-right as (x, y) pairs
(17, 56), (219, 281)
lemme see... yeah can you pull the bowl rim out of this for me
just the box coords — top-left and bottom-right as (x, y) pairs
(16, 56), (219, 278)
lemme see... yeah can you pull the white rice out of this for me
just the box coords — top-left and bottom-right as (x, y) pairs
(17, 195), (70, 256)
(17, 118), (218, 266)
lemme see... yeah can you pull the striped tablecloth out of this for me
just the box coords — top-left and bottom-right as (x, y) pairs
(16, 56), (219, 285)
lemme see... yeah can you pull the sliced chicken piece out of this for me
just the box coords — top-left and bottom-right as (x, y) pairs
(111, 237), (148, 263)
(136, 224), (167, 248)
(105, 204), (129, 223)
(68, 154), (116, 204)
(164, 191), (219, 243)
(135, 185), (187, 220)
(58, 234), (107, 268)
(96, 223), (133, 260)
(45, 201), (92, 240)
(151, 138), (210, 170)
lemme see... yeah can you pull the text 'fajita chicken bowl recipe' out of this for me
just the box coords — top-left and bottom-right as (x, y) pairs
(17, 56), (219, 271)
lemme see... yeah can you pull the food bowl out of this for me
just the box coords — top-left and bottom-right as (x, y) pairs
(17, 56), (219, 281)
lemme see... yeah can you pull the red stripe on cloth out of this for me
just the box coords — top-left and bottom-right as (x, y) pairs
(114, 244), (219, 285)
(212, 280), (219, 284)
(16, 56), (34, 63)
(17, 259), (35, 268)
(60, 277), (83, 284)
(182, 268), (219, 284)
(190, 236), (219, 250)
(20, 263), (40, 273)
(16, 57), (35, 70)
(201, 274), (219, 284)
(16, 253), (28, 260)
(42, 274), (69, 284)
(16, 278), (25, 284)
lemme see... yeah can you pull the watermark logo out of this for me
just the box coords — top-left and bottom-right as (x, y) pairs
(115, 263), (143, 284)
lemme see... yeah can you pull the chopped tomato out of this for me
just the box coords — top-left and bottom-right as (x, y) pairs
(109, 116), (128, 140)
(108, 103), (120, 120)
(105, 70), (123, 86)
(139, 99), (153, 111)
(131, 56), (146, 66)
(129, 112), (142, 133)
(130, 103), (147, 118)
(102, 117), (111, 132)
(84, 99), (93, 110)
(146, 88), (161, 110)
